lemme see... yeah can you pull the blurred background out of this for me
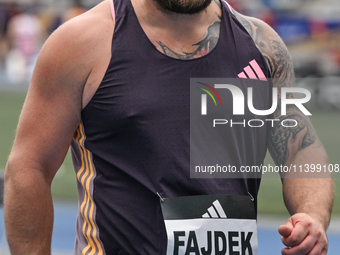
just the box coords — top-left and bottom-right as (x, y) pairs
(0, 0), (339, 254)
(0, 0), (339, 102)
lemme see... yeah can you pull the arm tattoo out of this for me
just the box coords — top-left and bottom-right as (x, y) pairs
(233, 11), (295, 88)
(233, 10), (319, 165)
(269, 113), (317, 166)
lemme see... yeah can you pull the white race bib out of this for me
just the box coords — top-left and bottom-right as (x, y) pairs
(160, 194), (257, 255)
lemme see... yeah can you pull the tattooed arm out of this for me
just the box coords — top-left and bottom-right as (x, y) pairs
(234, 10), (334, 255)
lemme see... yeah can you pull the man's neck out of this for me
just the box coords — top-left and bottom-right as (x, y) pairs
(131, 0), (223, 59)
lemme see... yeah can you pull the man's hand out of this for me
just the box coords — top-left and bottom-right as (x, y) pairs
(278, 213), (328, 255)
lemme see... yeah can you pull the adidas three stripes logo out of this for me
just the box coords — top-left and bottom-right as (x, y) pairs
(238, 59), (267, 81)
(202, 200), (228, 219)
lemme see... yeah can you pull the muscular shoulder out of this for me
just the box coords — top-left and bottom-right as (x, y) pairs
(32, 0), (113, 107)
(231, 9), (294, 87)
(43, 0), (113, 69)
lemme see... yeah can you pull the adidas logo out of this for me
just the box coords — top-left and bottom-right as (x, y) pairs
(238, 59), (267, 81)
(202, 200), (227, 218)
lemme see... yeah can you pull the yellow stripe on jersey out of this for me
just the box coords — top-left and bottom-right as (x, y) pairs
(74, 124), (104, 255)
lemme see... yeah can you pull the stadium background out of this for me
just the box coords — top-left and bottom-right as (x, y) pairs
(0, 0), (339, 254)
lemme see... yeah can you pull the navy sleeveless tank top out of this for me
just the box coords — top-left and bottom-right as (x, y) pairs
(71, 0), (271, 254)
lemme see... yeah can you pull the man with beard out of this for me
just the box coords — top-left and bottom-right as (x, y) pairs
(4, 0), (333, 254)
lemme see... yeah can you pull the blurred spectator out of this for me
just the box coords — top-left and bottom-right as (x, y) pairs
(226, 0), (244, 13)
(0, 3), (21, 69)
(260, 9), (276, 28)
(63, 0), (86, 23)
(0, 4), (9, 68)
(5, 4), (43, 84)
(309, 18), (329, 38)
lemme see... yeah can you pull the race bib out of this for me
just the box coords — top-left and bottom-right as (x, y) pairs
(160, 194), (257, 255)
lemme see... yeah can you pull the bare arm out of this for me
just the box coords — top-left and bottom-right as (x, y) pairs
(4, 22), (86, 255)
(4, 2), (113, 254)
(234, 10), (334, 255)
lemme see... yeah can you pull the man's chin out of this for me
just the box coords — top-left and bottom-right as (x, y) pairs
(153, 0), (213, 14)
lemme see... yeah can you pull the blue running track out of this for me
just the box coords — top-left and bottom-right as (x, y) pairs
(0, 202), (339, 254)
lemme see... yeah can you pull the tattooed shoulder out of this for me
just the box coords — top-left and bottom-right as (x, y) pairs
(232, 10), (295, 87)
(230, 9), (321, 166)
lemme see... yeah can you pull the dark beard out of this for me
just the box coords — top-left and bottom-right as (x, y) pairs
(153, 0), (212, 14)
